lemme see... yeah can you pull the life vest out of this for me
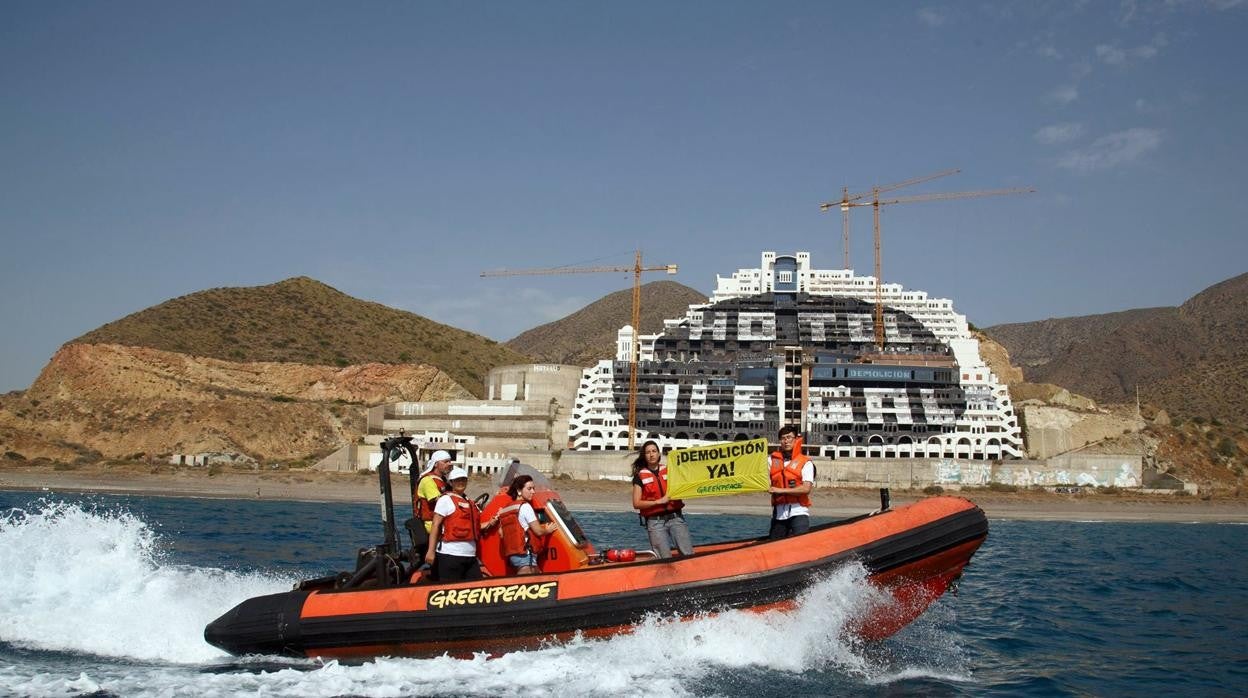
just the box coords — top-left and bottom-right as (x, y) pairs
(439, 492), (480, 543)
(498, 499), (547, 557)
(636, 464), (684, 518)
(770, 439), (813, 507)
(414, 472), (449, 522)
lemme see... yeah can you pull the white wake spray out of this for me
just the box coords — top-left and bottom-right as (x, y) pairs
(0, 499), (292, 663)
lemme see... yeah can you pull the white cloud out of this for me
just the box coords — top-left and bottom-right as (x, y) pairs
(1037, 44), (1063, 59)
(1056, 128), (1163, 173)
(917, 7), (946, 27)
(1096, 43), (1129, 65)
(1119, 0), (1139, 26)
(1069, 60), (1093, 80)
(1132, 97), (1178, 118)
(1034, 122), (1086, 144)
(1096, 33), (1168, 66)
(1047, 85), (1080, 104)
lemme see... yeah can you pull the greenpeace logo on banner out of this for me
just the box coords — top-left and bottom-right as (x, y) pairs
(695, 481), (745, 495)
(667, 438), (771, 500)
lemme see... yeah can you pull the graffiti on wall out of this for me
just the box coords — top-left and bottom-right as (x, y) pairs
(994, 459), (1141, 488)
(934, 459), (992, 486)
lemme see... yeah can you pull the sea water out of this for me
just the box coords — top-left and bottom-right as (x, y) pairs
(0, 490), (1244, 697)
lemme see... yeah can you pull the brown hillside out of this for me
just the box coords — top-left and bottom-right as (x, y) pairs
(1176, 271), (1248, 357)
(984, 307), (1172, 370)
(506, 280), (707, 366)
(27, 343), (471, 405)
(0, 343), (474, 463)
(73, 276), (533, 397)
(985, 272), (1248, 425)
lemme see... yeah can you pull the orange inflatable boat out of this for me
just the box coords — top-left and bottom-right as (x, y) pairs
(205, 437), (987, 659)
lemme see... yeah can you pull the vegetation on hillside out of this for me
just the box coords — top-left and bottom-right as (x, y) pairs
(73, 277), (533, 396)
(1153, 416), (1246, 491)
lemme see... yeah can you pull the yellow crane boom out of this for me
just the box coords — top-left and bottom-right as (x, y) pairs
(481, 251), (678, 450)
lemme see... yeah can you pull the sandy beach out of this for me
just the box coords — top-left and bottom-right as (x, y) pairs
(2, 462), (1246, 523)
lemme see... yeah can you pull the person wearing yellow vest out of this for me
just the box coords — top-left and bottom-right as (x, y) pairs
(631, 440), (694, 558)
(768, 425), (814, 539)
(415, 450), (454, 533)
(424, 467), (495, 581)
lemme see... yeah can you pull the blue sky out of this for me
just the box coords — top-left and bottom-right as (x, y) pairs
(3, 1), (1246, 392)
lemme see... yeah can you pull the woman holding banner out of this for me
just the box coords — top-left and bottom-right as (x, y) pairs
(631, 440), (694, 559)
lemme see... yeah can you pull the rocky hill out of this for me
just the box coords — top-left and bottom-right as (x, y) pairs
(506, 280), (708, 365)
(985, 272), (1248, 426)
(984, 307), (1173, 372)
(75, 276), (532, 396)
(0, 343), (473, 464)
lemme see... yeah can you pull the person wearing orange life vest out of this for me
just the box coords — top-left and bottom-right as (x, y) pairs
(424, 467), (496, 581)
(768, 425), (814, 540)
(631, 440), (694, 558)
(498, 474), (557, 575)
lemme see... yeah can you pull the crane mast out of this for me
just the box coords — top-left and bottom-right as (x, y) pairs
(481, 251), (678, 450)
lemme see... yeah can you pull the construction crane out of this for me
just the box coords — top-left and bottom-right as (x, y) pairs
(820, 168), (960, 269)
(824, 176), (1034, 347)
(480, 251), (678, 449)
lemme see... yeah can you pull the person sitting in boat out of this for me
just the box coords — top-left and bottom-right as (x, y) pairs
(498, 474), (556, 575)
(415, 450), (454, 539)
(768, 425), (814, 539)
(424, 467), (495, 581)
(631, 440), (694, 559)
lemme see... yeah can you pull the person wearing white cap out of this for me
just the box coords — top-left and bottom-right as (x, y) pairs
(424, 466), (494, 581)
(414, 450), (454, 536)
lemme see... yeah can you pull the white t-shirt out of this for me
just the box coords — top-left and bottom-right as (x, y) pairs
(517, 501), (538, 536)
(434, 494), (478, 558)
(773, 461), (815, 520)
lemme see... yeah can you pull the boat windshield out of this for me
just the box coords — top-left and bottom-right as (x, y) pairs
(494, 462), (557, 492)
(544, 498), (589, 547)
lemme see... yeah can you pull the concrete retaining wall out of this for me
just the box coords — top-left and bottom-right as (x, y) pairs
(553, 450), (637, 481)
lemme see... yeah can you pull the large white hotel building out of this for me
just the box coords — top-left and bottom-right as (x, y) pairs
(567, 251), (1023, 460)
